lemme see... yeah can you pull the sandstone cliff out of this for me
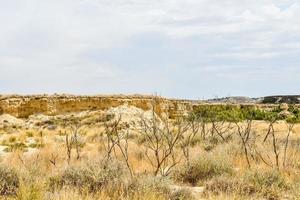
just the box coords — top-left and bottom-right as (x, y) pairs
(0, 94), (196, 119)
(0, 94), (295, 119)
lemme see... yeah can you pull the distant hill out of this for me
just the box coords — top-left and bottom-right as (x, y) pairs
(204, 96), (261, 104)
(205, 95), (300, 104)
(262, 96), (300, 104)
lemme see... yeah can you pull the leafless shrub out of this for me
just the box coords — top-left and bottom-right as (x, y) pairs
(103, 115), (134, 178)
(234, 119), (253, 168)
(139, 98), (188, 176)
(211, 120), (234, 142)
(61, 118), (85, 164)
(179, 116), (200, 167)
(283, 116), (300, 168)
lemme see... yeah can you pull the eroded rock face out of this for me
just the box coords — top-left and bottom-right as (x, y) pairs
(1, 95), (297, 120)
(0, 95), (194, 119)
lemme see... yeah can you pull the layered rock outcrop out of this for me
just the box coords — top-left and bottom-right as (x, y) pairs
(1, 94), (298, 119)
(0, 95), (195, 119)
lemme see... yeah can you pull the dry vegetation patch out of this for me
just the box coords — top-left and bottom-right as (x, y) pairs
(0, 103), (299, 199)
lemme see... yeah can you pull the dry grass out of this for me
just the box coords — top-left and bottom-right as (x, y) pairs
(0, 119), (299, 200)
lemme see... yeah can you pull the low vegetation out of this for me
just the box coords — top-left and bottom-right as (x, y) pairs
(0, 165), (19, 196)
(174, 156), (233, 185)
(0, 100), (299, 199)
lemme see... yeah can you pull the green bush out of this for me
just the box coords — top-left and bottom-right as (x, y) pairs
(0, 165), (19, 196)
(192, 104), (297, 122)
(174, 156), (233, 185)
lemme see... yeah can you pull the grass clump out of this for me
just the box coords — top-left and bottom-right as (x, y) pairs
(0, 165), (19, 196)
(8, 136), (17, 143)
(244, 170), (289, 200)
(174, 156), (233, 185)
(244, 170), (288, 189)
(205, 175), (256, 196)
(25, 132), (34, 138)
(3, 142), (27, 153)
(16, 181), (43, 200)
(127, 175), (196, 200)
(49, 165), (175, 199)
(129, 175), (170, 196)
(205, 169), (290, 200)
(169, 188), (195, 200)
(48, 159), (125, 193)
(28, 143), (44, 149)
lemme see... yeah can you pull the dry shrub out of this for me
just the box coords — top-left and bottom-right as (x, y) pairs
(128, 175), (196, 200)
(205, 169), (290, 200)
(174, 156), (233, 185)
(244, 170), (289, 200)
(47, 188), (168, 200)
(0, 165), (19, 196)
(244, 170), (288, 189)
(169, 188), (195, 200)
(49, 170), (173, 199)
(16, 181), (43, 200)
(205, 176), (256, 196)
(100, 175), (172, 199)
(128, 175), (170, 197)
(48, 159), (125, 193)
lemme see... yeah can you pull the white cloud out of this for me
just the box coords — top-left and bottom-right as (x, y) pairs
(0, 0), (300, 98)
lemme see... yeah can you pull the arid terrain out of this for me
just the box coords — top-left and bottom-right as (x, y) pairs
(0, 95), (300, 200)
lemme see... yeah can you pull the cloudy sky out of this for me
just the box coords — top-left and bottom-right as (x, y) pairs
(1, 0), (300, 99)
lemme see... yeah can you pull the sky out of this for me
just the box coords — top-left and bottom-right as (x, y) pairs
(1, 0), (300, 99)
